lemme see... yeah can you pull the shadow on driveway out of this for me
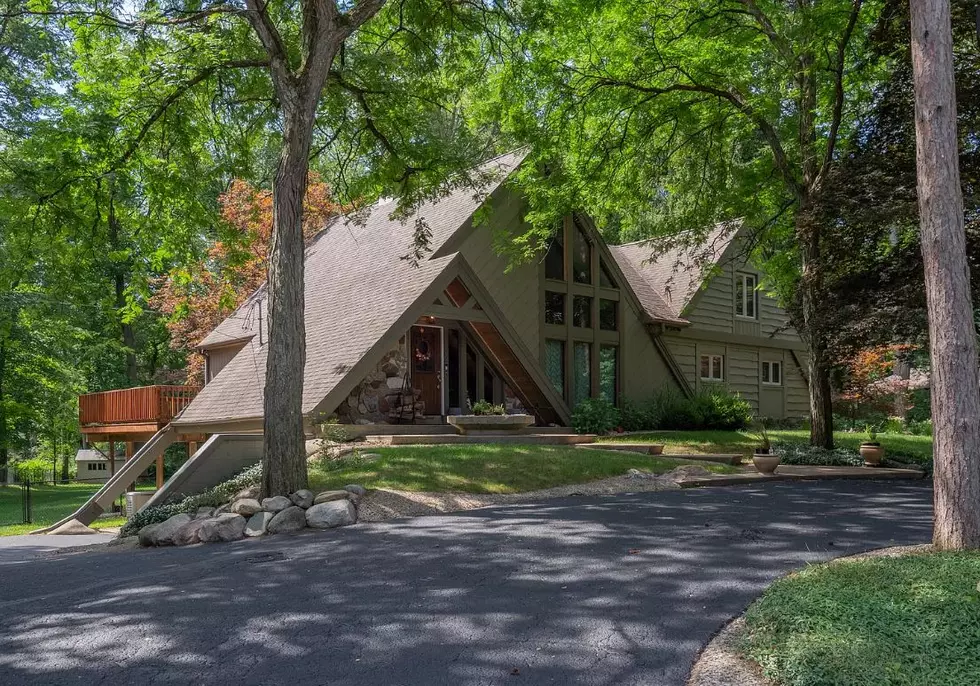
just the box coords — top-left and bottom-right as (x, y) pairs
(0, 480), (932, 685)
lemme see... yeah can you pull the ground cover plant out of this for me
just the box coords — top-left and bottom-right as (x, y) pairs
(740, 551), (980, 686)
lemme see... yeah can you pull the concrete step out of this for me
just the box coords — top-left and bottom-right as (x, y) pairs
(378, 433), (597, 446)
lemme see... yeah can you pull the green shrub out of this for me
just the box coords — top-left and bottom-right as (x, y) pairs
(776, 443), (864, 467)
(468, 399), (506, 415)
(907, 419), (933, 436)
(571, 397), (620, 434)
(121, 462), (262, 536)
(15, 458), (49, 482)
(617, 386), (752, 431)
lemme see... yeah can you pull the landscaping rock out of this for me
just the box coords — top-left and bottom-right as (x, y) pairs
(173, 518), (210, 546)
(214, 503), (232, 516)
(306, 500), (357, 529)
(267, 506), (307, 534)
(197, 513), (247, 543)
(245, 511), (275, 537)
(261, 496), (292, 513)
(195, 507), (216, 519)
(49, 519), (98, 535)
(344, 484), (367, 497)
(313, 490), (350, 505)
(233, 485), (260, 501)
(140, 513), (193, 546)
(290, 489), (314, 509)
(230, 498), (263, 516)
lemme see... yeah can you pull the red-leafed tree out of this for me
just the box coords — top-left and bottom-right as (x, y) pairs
(154, 177), (342, 384)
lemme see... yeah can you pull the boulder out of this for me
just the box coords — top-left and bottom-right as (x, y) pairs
(49, 519), (98, 535)
(267, 506), (307, 535)
(173, 518), (210, 546)
(306, 500), (357, 529)
(233, 485), (260, 501)
(230, 498), (263, 516)
(290, 489), (314, 509)
(245, 511), (275, 537)
(313, 490), (350, 505)
(197, 513), (247, 543)
(139, 513), (193, 546)
(195, 507), (216, 519)
(343, 484), (367, 497)
(261, 496), (293, 514)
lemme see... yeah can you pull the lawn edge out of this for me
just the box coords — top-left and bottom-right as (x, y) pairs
(685, 543), (935, 686)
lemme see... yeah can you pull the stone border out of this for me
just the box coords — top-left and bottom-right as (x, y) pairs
(686, 544), (935, 686)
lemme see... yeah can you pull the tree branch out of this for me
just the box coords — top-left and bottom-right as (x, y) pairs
(817, 0), (863, 188)
(243, 0), (295, 99)
(736, 0), (799, 67)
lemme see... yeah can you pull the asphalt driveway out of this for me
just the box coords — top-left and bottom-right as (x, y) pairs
(0, 480), (932, 685)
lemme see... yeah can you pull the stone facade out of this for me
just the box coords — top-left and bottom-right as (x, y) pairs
(336, 338), (421, 424)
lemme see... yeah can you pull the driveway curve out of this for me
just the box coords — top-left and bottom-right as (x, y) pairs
(0, 480), (932, 685)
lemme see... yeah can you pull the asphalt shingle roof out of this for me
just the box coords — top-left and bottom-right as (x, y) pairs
(609, 222), (738, 320)
(177, 151), (526, 425)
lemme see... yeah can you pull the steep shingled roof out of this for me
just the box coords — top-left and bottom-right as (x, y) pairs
(609, 222), (739, 320)
(176, 150), (527, 425)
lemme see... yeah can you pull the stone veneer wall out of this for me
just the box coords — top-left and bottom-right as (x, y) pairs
(335, 338), (413, 424)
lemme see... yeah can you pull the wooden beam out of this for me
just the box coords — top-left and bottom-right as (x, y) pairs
(423, 305), (491, 323)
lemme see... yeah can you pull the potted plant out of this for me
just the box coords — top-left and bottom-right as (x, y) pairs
(446, 399), (535, 435)
(751, 418), (780, 474)
(859, 424), (885, 466)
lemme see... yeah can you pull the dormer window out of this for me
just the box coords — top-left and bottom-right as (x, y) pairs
(735, 273), (758, 319)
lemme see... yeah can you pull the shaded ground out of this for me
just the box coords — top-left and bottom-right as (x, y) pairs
(0, 481), (932, 686)
(0, 533), (116, 564)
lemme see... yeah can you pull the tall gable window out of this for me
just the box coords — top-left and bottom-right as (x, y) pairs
(541, 216), (622, 407)
(545, 231), (565, 281)
(572, 225), (592, 284)
(735, 273), (758, 319)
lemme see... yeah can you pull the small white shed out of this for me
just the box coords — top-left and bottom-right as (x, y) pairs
(75, 449), (120, 483)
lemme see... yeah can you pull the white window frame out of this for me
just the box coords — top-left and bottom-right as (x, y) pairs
(762, 360), (782, 386)
(700, 354), (725, 382)
(735, 273), (758, 320)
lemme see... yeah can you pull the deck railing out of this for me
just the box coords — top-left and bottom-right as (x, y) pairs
(78, 385), (201, 427)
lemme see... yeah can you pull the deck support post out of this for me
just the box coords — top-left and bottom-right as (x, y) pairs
(108, 440), (115, 476)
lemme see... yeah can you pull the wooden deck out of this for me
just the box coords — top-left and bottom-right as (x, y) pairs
(79, 385), (200, 440)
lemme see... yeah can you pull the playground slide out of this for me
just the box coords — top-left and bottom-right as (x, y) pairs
(31, 425), (177, 533)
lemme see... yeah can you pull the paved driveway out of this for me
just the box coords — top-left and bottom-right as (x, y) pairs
(0, 481), (932, 685)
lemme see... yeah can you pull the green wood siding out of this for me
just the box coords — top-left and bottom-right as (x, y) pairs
(459, 193), (540, 356)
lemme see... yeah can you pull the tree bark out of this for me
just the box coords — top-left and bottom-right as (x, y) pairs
(261, 106), (317, 498)
(0, 337), (7, 484)
(797, 209), (835, 448)
(910, 0), (980, 549)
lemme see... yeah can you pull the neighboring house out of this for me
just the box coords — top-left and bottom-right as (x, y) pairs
(172, 151), (808, 436)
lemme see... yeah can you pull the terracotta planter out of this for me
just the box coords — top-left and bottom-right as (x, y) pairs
(860, 443), (884, 467)
(752, 452), (781, 475)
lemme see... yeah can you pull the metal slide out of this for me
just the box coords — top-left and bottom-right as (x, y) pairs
(31, 425), (178, 534)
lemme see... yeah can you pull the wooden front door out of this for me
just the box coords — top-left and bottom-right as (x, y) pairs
(411, 326), (442, 416)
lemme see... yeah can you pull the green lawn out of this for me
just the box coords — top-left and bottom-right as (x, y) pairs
(740, 551), (980, 686)
(603, 430), (934, 464)
(0, 481), (133, 537)
(308, 444), (735, 494)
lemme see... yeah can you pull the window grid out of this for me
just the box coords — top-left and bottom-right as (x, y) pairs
(700, 354), (724, 381)
(735, 273), (758, 319)
(762, 360), (782, 386)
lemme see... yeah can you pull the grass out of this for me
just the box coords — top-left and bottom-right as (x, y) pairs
(603, 429), (934, 465)
(740, 551), (980, 686)
(307, 444), (736, 494)
(0, 481), (141, 536)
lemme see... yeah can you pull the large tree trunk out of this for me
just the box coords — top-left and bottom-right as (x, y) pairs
(0, 337), (7, 484)
(797, 211), (835, 448)
(261, 108), (315, 498)
(910, 0), (980, 549)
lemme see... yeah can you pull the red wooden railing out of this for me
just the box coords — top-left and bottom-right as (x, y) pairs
(78, 385), (201, 427)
